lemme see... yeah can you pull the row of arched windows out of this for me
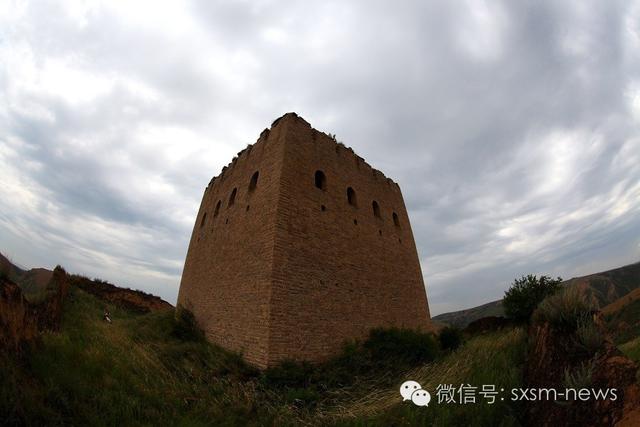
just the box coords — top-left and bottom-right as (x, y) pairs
(314, 169), (401, 227)
(203, 170), (260, 227)
(200, 168), (401, 231)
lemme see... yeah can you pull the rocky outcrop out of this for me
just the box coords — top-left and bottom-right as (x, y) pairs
(524, 314), (640, 426)
(32, 266), (69, 332)
(0, 266), (70, 354)
(0, 277), (38, 353)
(69, 275), (172, 314)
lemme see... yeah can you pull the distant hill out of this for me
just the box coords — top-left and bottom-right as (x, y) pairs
(0, 252), (26, 281)
(432, 299), (504, 329)
(565, 262), (640, 308)
(433, 262), (640, 328)
(0, 252), (52, 298)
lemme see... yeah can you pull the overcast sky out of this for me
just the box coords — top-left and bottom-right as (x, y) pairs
(1, 0), (639, 315)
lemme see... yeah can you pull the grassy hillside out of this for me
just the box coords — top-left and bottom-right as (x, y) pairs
(1, 286), (527, 426)
(566, 262), (640, 308)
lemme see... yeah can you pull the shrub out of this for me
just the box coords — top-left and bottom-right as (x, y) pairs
(533, 286), (596, 331)
(503, 275), (563, 323)
(563, 360), (595, 389)
(575, 315), (605, 354)
(439, 326), (463, 351)
(364, 327), (439, 365)
(261, 327), (439, 393)
(172, 307), (205, 342)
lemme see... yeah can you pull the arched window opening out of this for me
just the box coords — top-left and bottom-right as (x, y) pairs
(200, 212), (207, 228)
(347, 187), (357, 207)
(372, 201), (381, 218)
(249, 171), (259, 192)
(393, 212), (400, 227)
(214, 200), (221, 217)
(228, 188), (237, 207)
(314, 170), (326, 190)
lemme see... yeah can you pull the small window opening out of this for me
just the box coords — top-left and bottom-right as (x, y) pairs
(314, 170), (326, 190)
(353, 219), (358, 225)
(246, 205), (250, 212)
(249, 171), (259, 192)
(393, 212), (400, 227)
(372, 201), (381, 218)
(214, 201), (221, 217)
(228, 188), (237, 207)
(347, 187), (357, 207)
(200, 212), (207, 228)
(321, 205), (326, 211)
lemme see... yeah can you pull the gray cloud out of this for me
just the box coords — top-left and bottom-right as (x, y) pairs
(1, 0), (639, 313)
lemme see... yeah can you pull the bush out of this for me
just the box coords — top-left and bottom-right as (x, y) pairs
(533, 286), (596, 331)
(172, 307), (205, 342)
(364, 327), (439, 365)
(439, 326), (463, 351)
(261, 327), (439, 394)
(563, 360), (595, 389)
(503, 274), (563, 322)
(575, 315), (604, 354)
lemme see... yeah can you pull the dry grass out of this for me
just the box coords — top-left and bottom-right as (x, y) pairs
(312, 328), (525, 424)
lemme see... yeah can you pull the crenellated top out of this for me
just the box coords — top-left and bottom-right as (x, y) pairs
(205, 112), (398, 192)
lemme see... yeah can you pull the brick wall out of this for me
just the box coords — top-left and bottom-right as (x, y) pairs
(177, 123), (286, 367)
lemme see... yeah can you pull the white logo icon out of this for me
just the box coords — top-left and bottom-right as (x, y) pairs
(411, 389), (431, 406)
(400, 380), (431, 407)
(400, 380), (422, 401)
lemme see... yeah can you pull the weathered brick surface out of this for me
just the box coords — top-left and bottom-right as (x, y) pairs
(178, 113), (432, 368)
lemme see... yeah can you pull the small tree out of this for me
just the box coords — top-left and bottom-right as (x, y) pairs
(503, 274), (562, 323)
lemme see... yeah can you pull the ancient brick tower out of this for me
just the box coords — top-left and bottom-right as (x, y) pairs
(177, 113), (431, 368)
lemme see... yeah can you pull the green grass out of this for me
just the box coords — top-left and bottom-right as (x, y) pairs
(1, 288), (528, 426)
(619, 337), (640, 363)
(2, 288), (263, 426)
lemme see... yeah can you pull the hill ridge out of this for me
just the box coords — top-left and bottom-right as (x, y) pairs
(433, 261), (640, 328)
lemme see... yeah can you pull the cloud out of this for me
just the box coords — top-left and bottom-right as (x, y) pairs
(1, 0), (639, 313)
